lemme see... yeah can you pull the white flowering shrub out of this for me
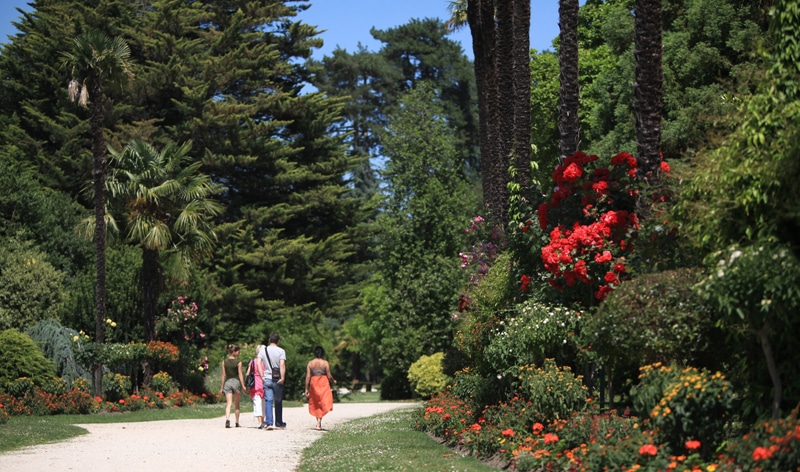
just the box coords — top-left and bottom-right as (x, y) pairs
(483, 301), (583, 372)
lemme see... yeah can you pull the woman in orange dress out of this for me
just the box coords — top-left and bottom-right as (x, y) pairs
(304, 346), (337, 430)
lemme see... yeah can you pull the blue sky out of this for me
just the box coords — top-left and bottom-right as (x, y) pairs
(0, 1), (563, 57)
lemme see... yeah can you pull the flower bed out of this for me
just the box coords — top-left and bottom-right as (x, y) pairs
(417, 391), (800, 471)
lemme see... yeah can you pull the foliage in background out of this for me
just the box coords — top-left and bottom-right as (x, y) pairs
(696, 240), (800, 419)
(375, 83), (480, 398)
(0, 237), (66, 332)
(407, 352), (449, 398)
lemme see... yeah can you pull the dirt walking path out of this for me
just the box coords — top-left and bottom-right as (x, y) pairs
(0, 402), (415, 472)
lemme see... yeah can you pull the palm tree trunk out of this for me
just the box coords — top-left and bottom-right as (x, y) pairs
(558, 0), (580, 162)
(142, 247), (162, 343)
(141, 247), (162, 387)
(468, 0), (500, 223)
(495, 0), (514, 221)
(512, 0), (531, 187)
(90, 77), (107, 399)
(633, 0), (664, 181)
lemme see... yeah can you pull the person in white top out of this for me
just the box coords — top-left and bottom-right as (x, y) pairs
(257, 332), (287, 429)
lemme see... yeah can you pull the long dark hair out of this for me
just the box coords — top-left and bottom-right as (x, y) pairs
(313, 346), (325, 359)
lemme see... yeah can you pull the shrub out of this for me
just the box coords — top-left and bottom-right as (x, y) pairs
(453, 253), (516, 369)
(484, 301), (583, 371)
(102, 373), (132, 402)
(631, 363), (735, 453)
(481, 396), (542, 449)
(0, 329), (56, 391)
(407, 352), (448, 398)
(6, 377), (36, 398)
(415, 391), (476, 442)
(71, 376), (91, 393)
(26, 318), (92, 386)
(583, 268), (721, 374)
(40, 376), (68, 396)
(448, 367), (507, 413)
(696, 240), (800, 419)
(717, 416), (800, 471)
(0, 238), (66, 332)
(513, 359), (587, 423)
(151, 371), (177, 395)
(564, 408), (640, 447)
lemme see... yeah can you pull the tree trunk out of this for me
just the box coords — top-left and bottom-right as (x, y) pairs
(468, 0), (500, 224)
(512, 0), (531, 188)
(558, 0), (580, 162)
(142, 247), (162, 387)
(90, 76), (107, 399)
(142, 247), (162, 342)
(633, 0), (664, 181)
(495, 0), (514, 221)
(753, 323), (782, 419)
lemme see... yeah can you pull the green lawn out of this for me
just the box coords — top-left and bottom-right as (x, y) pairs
(297, 407), (497, 472)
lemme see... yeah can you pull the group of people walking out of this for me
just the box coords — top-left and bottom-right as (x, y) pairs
(219, 332), (337, 431)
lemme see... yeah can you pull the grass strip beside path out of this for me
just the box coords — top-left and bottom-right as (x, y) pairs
(297, 407), (497, 472)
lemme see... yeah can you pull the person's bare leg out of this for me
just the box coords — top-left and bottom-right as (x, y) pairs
(224, 392), (233, 427)
(234, 393), (241, 426)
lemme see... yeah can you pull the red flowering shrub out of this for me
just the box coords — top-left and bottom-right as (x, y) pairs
(716, 417), (800, 471)
(536, 151), (644, 302)
(415, 391), (475, 442)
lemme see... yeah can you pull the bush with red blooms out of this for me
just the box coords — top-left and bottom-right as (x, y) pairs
(536, 151), (644, 303)
(512, 151), (673, 304)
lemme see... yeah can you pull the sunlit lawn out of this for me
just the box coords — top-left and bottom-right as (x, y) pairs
(297, 407), (497, 472)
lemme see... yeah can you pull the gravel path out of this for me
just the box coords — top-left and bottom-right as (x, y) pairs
(0, 402), (416, 472)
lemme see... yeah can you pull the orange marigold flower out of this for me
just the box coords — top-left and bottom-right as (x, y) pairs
(544, 433), (559, 445)
(639, 444), (658, 456)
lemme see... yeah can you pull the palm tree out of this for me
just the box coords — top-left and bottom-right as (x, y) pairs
(61, 31), (133, 397)
(107, 140), (223, 348)
(559, 0), (581, 162)
(633, 0), (664, 181)
(460, 0), (531, 226)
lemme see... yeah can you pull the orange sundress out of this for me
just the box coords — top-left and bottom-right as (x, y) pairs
(308, 366), (333, 418)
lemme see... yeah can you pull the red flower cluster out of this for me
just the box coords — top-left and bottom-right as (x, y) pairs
(520, 274), (531, 292)
(685, 440), (701, 451)
(538, 151), (646, 300)
(639, 444), (658, 456)
(752, 446), (773, 461)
